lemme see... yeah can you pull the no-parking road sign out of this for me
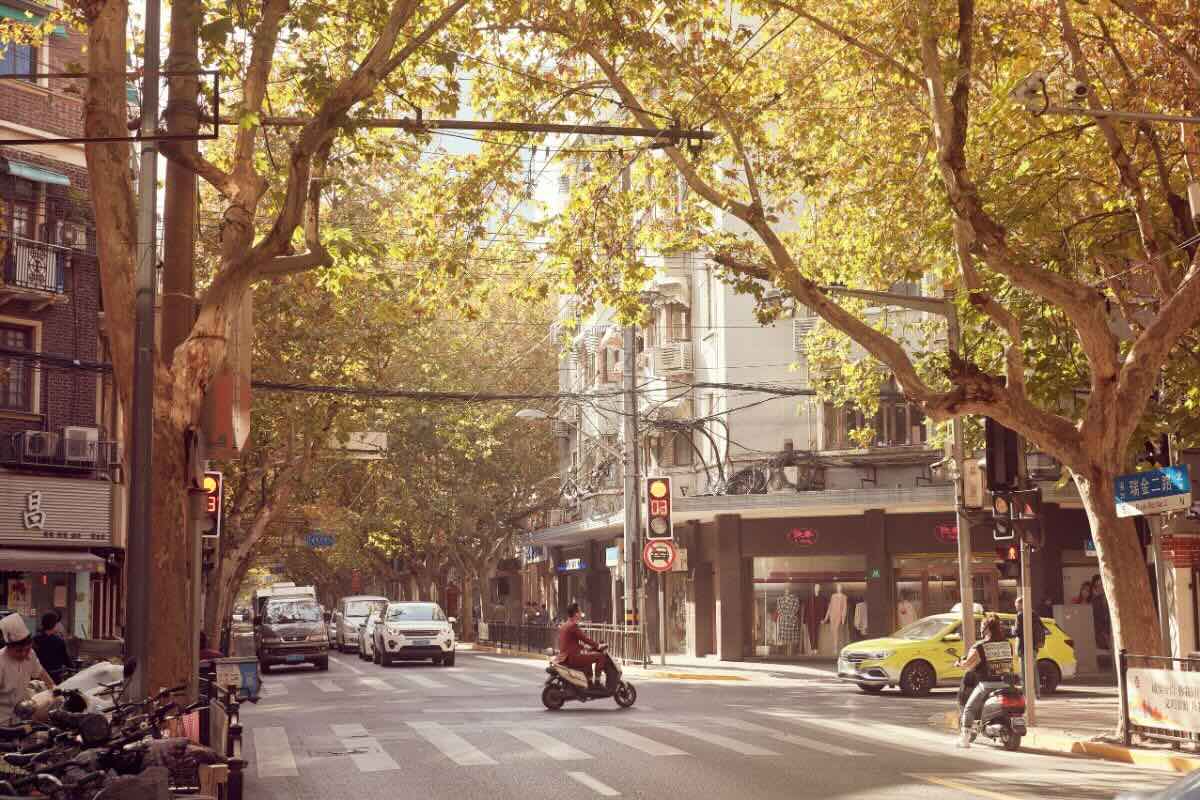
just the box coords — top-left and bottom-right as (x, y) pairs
(643, 539), (678, 573)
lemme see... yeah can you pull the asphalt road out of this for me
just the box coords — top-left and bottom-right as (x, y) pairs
(240, 650), (1180, 800)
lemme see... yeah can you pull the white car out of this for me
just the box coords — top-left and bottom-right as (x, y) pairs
(359, 610), (381, 662)
(373, 602), (457, 666)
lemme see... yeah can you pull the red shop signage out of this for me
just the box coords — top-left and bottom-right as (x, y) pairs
(935, 524), (959, 543)
(789, 528), (818, 546)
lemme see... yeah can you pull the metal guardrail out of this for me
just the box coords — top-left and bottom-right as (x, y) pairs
(198, 678), (246, 800)
(1118, 649), (1200, 748)
(481, 622), (648, 666)
(1, 234), (67, 293)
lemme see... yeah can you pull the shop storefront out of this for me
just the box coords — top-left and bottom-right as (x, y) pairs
(553, 543), (611, 623)
(0, 474), (114, 637)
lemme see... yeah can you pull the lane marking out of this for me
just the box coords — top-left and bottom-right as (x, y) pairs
(477, 655), (547, 668)
(260, 682), (288, 697)
(252, 726), (298, 777)
(488, 674), (530, 686)
(393, 672), (448, 689)
(906, 774), (1021, 800)
(506, 728), (592, 761)
(702, 716), (866, 757)
(359, 677), (390, 691)
(407, 721), (497, 766)
(332, 657), (365, 675)
(312, 679), (343, 693)
(422, 707), (533, 714)
(584, 725), (689, 756)
(642, 721), (778, 756)
(567, 771), (621, 797)
(445, 672), (497, 688)
(750, 710), (952, 759)
(329, 723), (400, 773)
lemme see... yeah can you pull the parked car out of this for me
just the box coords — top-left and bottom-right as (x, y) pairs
(372, 601), (457, 667)
(837, 612), (1076, 697)
(333, 595), (388, 652)
(359, 610), (382, 662)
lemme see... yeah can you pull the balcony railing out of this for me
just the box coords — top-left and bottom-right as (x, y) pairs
(0, 430), (119, 474)
(1, 235), (67, 294)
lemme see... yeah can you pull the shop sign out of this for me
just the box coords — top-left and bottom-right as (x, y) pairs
(1114, 466), (1192, 518)
(1128, 667), (1200, 735)
(556, 558), (587, 573)
(605, 546), (620, 567)
(1085, 537), (1096, 557)
(1, 475), (112, 546)
(524, 545), (546, 564)
(935, 524), (958, 543)
(788, 528), (818, 546)
(869, 568), (882, 579)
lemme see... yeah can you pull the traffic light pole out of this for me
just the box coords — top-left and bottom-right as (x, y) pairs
(947, 305), (975, 651)
(621, 322), (640, 630)
(1151, 515), (1172, 654)
(1020, 538), (1037, 724)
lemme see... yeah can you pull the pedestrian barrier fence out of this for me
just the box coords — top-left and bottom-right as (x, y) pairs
(1118, 649), (1200, 749)
(481, 623), (649, 666)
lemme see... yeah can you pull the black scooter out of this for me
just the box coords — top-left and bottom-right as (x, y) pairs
(966, 675), (1027, 751)
(541, 644), (637, 710)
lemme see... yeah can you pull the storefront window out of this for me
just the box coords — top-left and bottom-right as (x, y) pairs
(751, 556), (866, 658)
(892, 554), (1015, 631)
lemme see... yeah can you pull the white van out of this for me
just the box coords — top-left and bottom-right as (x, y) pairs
(333, 595), (388, 652)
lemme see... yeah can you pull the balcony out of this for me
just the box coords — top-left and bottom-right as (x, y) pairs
(1, 235), (69, 310)
(0, 429), (120, 477)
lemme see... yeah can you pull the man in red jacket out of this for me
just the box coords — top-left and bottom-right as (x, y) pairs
(557, 603), (613, 689)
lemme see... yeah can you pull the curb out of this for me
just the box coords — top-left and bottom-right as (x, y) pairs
(931, 710), (1200, 774)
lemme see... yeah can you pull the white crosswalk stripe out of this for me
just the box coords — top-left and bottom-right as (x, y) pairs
(333, 658), (365, 675)
(702, 716), (866, 757)
(568, 771), (621, 796)
(252, 726), (298, 777)
(312, 679), (343, 693)
(584, 725), (689, 756)
(359, 677), (392, 691)
(330, 723), (400, 772)
(487, 673), (529, 686)
(393, 672), (448, 689)
(259, 682), (288, 697)
(407, 721), (497, 766)
(445, 672), (497, 688)
(750, 709), (957, 759)
(506, 728), (592, 761)
(641, 721), (778, 756)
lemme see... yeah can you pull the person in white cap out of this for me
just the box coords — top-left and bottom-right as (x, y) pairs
(0, 614), (54, 722)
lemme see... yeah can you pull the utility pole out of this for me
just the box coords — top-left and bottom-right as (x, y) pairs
(947, 302), (975, 650)
(128, 0), (162, 700)
(620, 163), (640, 639)
(162, 0), (203, 701)
(1016, 441), (1037, 724)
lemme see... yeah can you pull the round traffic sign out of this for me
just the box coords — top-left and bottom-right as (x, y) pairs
(643, 539), (678, 573)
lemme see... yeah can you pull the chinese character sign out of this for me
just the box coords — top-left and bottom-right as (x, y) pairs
(1114, 466), (1192, 518)
(22, 491), (45, 530)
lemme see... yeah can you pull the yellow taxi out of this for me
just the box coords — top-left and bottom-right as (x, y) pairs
(837, 611), (1077, 697)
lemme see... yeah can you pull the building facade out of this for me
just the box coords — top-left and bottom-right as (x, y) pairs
(0, 5), (123, 639)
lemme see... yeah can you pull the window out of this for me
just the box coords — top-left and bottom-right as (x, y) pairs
(672, 431), (693, 466)
(0, 43), (35, 81)
(666, 304), (690, 341)
(822, 400), (928, 449)
(0, 324), (34, 412)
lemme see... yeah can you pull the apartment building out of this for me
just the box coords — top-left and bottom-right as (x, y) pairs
(520, 156), (1094, 664)
(0, 3), (123, 639)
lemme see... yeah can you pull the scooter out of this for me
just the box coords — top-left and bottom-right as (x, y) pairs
(542, 644), (637, 710)
(965, 676), (1027, 751)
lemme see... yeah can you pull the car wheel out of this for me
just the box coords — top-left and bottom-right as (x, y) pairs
(899, 661), (936, 697)
(857, 683), (884, 694)
(541, 685), (565, 711)
(1038, 660), (1061, 695)
(315, 658), (329, 671)
(443, 652), (455, 667)
(432, 655), (443, 665)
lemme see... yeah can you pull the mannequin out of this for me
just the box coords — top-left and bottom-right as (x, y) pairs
(824, 583), (849, 651)
(776, 589), (801, 655)
(897, 592), (917, 628)
(853, 599), (869, 638)
(803, 584), (828, 653)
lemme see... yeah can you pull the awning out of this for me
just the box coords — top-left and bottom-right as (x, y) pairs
(0, 548), (105, 574)
(4, 160), (70, 187)
(0, 6), (66, 36)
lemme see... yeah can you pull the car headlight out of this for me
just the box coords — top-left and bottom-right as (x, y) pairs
(262, 636), (281, 644)
(308, 633), (327, 642)
(861, 650), (893, 660)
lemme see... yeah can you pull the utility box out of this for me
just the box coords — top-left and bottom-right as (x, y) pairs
(214, 656), (260, 702)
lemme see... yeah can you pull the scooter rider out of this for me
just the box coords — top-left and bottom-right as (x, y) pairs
(557, 603), (618, 690)
(954, 614), (1012, 748)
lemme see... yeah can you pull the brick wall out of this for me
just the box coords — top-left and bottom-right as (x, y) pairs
(0, 14), (101, 441)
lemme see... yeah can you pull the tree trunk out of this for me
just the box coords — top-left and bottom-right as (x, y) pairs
(146, 410), (193, 696)
(1074, 467), (1163, 659)
(459, 572), (476, 642)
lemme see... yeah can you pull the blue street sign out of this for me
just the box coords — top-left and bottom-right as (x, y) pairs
(306, 533), (336, 548)
(1114, 466), (1192, 518)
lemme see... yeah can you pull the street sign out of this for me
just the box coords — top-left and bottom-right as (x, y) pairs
(1114, 466), (1192, 518)
(643, 539), (678, 573)
(305, 532), (335, 548)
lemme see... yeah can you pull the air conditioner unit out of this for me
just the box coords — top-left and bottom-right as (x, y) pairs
(22, 430), (60, 459)
(62, 426), (99, 462)
(657, 341), (693, 373)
